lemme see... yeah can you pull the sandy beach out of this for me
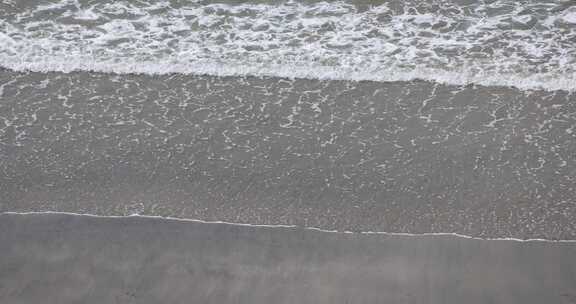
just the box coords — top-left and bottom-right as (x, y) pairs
(1, 212), (575, 304)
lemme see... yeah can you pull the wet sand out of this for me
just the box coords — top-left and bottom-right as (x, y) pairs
(1, 70), (575, 239)
(1, 213), (575, 304)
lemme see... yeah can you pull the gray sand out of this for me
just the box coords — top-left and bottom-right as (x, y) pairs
(1, 70), (575, 239)
(1, 213), (575, 304)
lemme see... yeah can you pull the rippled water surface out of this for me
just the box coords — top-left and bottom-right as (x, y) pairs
(1, 70), (575, 239)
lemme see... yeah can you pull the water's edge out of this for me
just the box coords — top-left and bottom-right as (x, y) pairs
(3, 211), (575, 243)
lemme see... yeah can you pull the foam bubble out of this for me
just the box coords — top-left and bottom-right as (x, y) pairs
(561, 9), (576, 24)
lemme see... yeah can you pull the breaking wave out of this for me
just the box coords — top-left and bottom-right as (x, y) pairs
(1, 0), (575, 90)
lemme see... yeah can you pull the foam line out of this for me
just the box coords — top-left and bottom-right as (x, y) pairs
(2, 211), (575, 243)
(2, 59), (575, 92)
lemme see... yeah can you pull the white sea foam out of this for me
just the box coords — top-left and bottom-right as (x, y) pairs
(2, 211), (576, 243)
(0, 0), (575, 91)
(3, 57), (575, 91)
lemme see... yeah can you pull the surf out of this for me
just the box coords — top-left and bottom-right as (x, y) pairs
(1, 0), (575, 90)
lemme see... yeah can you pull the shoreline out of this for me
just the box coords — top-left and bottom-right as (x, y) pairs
(3, 211), (576, 243)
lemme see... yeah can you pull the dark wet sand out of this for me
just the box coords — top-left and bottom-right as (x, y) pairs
(1, 213), (575, 304)
(1, 70), (576, 239)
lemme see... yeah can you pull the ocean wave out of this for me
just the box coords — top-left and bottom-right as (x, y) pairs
(1, 0), (575, 91)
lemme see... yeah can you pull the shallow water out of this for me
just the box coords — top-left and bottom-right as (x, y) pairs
(1, 0), (576, 240)
(1, 70), (575, 239)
